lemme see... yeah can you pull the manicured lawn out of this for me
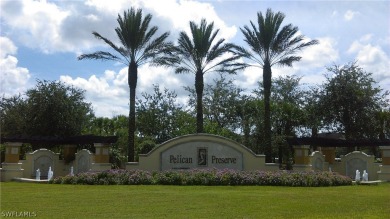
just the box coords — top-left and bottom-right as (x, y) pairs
(1, 182), (389, 218)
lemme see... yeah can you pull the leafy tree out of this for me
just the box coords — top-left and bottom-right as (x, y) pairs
(78, 8), (172, 162)
(83, 115), (128, 168)
(238, 8), (318, 162)
(236, 95), (263, 152)
(0, 95), (28, 136)
(271, 76), (306, 165)
(1, 80), (93, 137)
(84, 117), (115, 136)
(136, 84), (187, 144)
(136, 137), (156, 157)
(269, 75), (305, 136)
(302, 86), (323, 137)
(203, 74), (243, 132)
(185, 74), (243, 133)
(321, 62), (389, 139)
(375, 109), (390, 140)
(255, 75), (306, 163)
(158, 19), (245, 133)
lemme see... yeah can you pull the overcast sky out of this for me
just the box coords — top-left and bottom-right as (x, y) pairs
(1, 0), (389, 117)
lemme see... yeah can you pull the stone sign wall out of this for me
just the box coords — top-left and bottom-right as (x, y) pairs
(75, 149), (93, 174)
(161, 141), (243, 170)
(126, 134), (268, 171)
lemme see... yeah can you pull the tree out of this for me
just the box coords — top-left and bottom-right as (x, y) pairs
(302, 86), (323, 137)
(1, 80), (93, 137)
(0, 95), (28, 136)
(269, 75), (305, 137)
(238, 8), (318, 162)
(255, 75), (306, 164)
(375, 109), (390, 140)
(83, 115), (128, 168)
(136, 84), (186, 144)
(321, 62), (389, 139)
(78, 8), (172, 162)
(236, 95), (264, 153)
(203, 75), (243, 132)
(158, 19), (245, 133)
(185, 74), (243, 134)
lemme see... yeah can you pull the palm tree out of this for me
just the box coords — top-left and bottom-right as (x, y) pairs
(78, 8), (172, 162)
(239, 8), (318, 162)
(157, 19), (245, 133)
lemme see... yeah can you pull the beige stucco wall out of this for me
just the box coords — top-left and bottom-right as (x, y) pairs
(1, 147), (98, 181)
(22, 149), (76, 179)
(328, 151), (380, 180)
(126, 134), (267, 171)
(310, 151), (328, 171)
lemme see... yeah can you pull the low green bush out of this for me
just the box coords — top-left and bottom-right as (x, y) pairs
(49, 169), (352, 186)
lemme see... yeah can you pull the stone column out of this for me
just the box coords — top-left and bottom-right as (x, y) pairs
(1, 142), (24, 181)
(4, 142), (22, 163)
(91, 143), (111, 171)
(293, 145), (312, 171)
(63, 145), (77, 163)
(378, 146), (390, 181)
(321, 147), (336, 164)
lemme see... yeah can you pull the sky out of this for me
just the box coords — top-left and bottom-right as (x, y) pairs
(1, 0), (389, 118)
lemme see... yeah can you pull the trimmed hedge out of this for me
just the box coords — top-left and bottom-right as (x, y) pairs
(49, 169), (352, 186)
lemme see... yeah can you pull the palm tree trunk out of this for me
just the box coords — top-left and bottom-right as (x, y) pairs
(263, 61), (272, 163)
(195, 71), (204, 133)
(243, 116), (250, 147)
(128, 61), (137, 162)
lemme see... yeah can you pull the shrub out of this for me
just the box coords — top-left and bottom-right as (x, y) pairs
(49, 169), (352, 187)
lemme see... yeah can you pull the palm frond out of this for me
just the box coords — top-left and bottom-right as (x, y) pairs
(163, 19), (246, 76)
(150, 55), (178, 67)
(77, 51), (124, 63)
(204, 53), (244, 74)
(276, 56), (301, 67)
(205, 38), (226, 63)
(91, 32), (128, 63)
(240, 25), (261, 55)
(241, 8), (318, 68)
(137, 32), (170, 65)
(175, 67), (192, 74)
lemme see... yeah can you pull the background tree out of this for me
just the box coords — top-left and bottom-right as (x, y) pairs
(320, 62), (389, 140)
(134, 84), (197, 157)
(203, 74), (243, 133)
(236, 95), (264, 153)
(1, 80), (93, 137)
(84, 115), (128, 168)
(255, 75), (306, 164)
(158, 19), (245, 133)
(136, 84), (189, 144)
(269, 75), (305, 137)
(78, 8), (172, 162)
(302, 86), (323, 137)
(185, 74), (243, 134)
(0, 95), (28, 136)
(239, 8), (318, 162)
(375, 109), (390, 140)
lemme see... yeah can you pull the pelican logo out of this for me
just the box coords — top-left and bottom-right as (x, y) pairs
(197, 148), (208, 166)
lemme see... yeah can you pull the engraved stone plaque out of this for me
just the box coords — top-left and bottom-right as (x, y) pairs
(161, 141), (243, 170)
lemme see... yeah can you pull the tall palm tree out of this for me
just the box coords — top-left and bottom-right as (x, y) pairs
(78, 8), (172, 162)
(239, 8), (318, 162)
(157, 19), (245, 133)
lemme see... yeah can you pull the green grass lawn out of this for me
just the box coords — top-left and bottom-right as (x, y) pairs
(1, 182), (389, 219)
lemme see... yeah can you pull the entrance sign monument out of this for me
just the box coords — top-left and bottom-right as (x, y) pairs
(2, 134), (390, 181)
(161, 141), (243, 170)
(127, 134), (268, 171)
